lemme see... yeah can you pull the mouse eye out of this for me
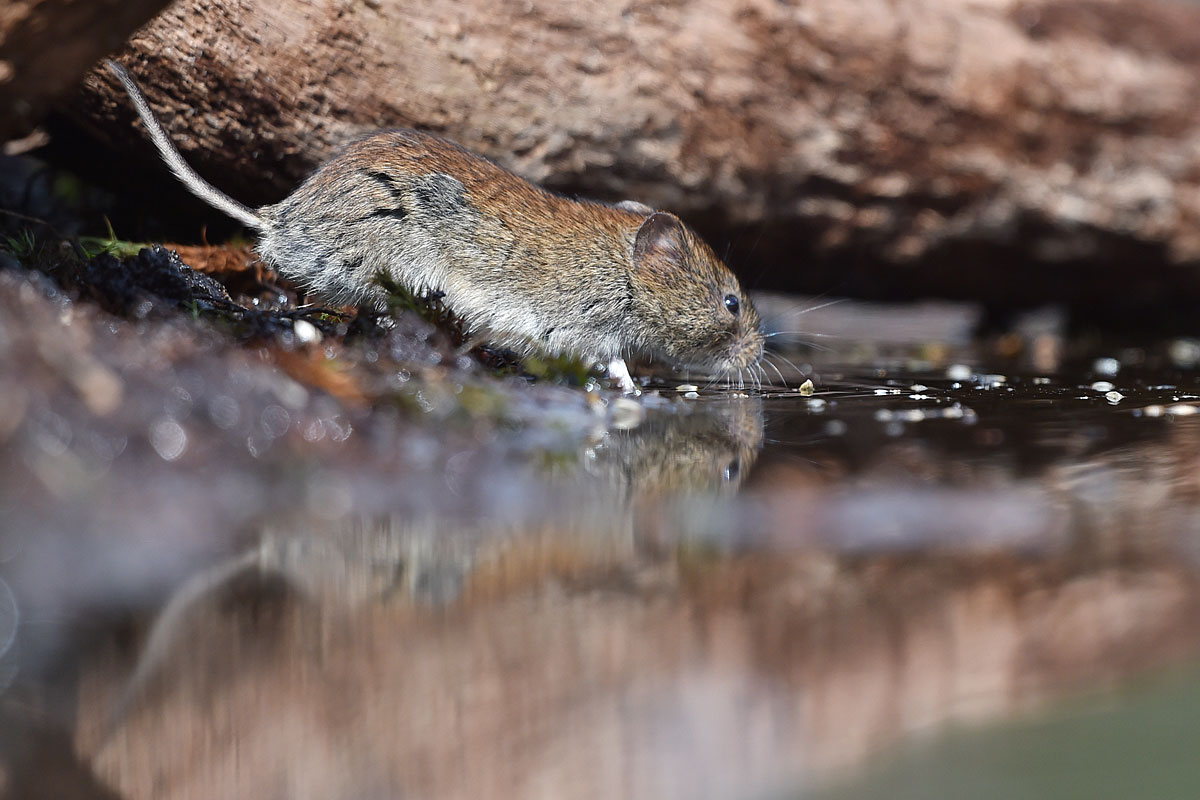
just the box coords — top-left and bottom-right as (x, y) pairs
(724, 294), (740, 316)
(723, 458), (741, 481)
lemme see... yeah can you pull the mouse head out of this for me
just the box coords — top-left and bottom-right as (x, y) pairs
(627, 212), (764, 375)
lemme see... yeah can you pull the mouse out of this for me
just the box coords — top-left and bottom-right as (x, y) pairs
(104, 59), (765, 392)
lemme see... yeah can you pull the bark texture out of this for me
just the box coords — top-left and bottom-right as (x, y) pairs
(0, 0), (171, 143)
(78, 0), (1200, 313)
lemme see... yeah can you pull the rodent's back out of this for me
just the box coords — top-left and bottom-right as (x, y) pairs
(110, 63), (763, 375)
(259, 130), (645, 357)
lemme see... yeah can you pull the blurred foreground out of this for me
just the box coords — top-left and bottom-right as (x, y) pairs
(2, 266), (1200, 798)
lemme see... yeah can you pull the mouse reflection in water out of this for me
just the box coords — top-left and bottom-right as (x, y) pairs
(96, 396), (764, 734)
(106, 61), (765, 392)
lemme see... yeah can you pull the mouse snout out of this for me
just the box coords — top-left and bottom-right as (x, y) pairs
(717, 320), (764, 374)
(729, 327), (765, 370)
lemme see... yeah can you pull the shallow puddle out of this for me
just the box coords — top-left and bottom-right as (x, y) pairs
(2, 278), (1199, 799)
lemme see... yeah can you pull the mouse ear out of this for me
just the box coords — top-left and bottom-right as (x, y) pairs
(616, 200), (655, 215)
(633, 212), (687, 271)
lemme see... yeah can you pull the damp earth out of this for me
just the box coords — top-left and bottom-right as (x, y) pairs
(1, 244), (1199, 799)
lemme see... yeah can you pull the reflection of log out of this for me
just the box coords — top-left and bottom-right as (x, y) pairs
(75, 515), (1200, 799)
(66, 424), (1200, 797)
(0, 0), (171, 142)
(78, 0), (1200, 314)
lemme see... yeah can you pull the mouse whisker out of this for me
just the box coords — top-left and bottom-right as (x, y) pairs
(789, 297), (850, 316)
(763, 331), (843, 339)
(772, 296), (849, 321)
(767, 351), (809, 381)
(768, 335), (835, 352)
(762, 356), (788, 390)
(773, 338), (835, 353)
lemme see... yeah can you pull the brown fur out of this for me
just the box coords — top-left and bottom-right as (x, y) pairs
(110, 61), (764, 378)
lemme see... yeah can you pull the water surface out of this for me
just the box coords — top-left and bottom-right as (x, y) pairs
(2, 278), (1199, 799)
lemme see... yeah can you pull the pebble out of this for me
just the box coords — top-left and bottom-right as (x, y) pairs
(292, 319), (322, 344)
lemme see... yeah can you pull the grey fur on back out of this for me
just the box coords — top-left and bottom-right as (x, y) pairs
(258, 130), (643, 362)
(108, 66), (763, 374)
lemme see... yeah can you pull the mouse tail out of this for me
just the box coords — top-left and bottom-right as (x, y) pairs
(106, 59), (265, 232)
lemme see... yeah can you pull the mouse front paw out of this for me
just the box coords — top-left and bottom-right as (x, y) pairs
(606, 357), (640, 395)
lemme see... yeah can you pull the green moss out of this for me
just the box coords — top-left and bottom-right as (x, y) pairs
(76, 217), (145, 260)
(520, 352), (597, 386)
(376, 272), (456, 328)
(1, 229), (37, 262)
(456, 383), (509, 418)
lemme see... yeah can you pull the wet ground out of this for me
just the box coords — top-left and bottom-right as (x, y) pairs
(1, 243), (1200, 799)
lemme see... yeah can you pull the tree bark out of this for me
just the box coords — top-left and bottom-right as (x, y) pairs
(77, 0), (1200, 316)
(0, 0), (171, 143)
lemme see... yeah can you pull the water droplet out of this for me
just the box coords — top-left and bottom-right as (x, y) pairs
(260, 405), (291, 438)
(946, 364), (972, 381)
(208, 395), (241, 430)
(149, 419), (187, 461)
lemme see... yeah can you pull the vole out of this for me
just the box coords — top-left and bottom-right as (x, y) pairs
(105, 60), (764, 392)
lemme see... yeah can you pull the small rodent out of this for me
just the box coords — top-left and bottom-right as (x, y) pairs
(105, 60), (764, 391)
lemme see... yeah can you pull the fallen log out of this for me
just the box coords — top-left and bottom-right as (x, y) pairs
(71, 0), (1200, 317)
(0, 0), (171, 143)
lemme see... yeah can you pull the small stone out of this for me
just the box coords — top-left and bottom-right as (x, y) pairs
(292, 319), (322, 344)
(798, 379), (815, 396)
(676, 384), (699, 392)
